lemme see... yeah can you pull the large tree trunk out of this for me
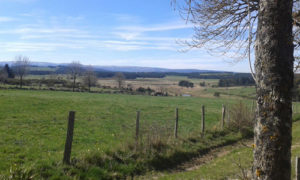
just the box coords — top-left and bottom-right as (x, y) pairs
(253, 0), (294, 179)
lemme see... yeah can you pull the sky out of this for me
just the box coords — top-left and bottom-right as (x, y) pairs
(0, 0), (251, 72)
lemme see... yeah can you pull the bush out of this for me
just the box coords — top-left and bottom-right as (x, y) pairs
(227, 101), (254, 138)
(178, 80), (194, 88)
(199, 82), (206, 87)
(214, 92), (220, 97)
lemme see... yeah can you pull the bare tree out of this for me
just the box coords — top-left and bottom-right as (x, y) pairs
(68, 61), (82, 92)
(172, 0), (259, 60)
(13, 56), (30, 88)
(83, 66), (98, 92)
(0, 68), (8, 83)
(174, 0), (294, 179)
(114, 72), (125, 89)
(172, 0), (300, 67)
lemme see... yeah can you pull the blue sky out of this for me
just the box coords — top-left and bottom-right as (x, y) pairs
(0, 0), (251, 72)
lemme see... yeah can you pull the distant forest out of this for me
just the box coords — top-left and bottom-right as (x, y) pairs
(1, 64), (256, 87)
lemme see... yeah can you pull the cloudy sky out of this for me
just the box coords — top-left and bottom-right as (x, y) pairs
(0, 0), (252, 72)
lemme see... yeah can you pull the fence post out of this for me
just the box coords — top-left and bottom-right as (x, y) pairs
(251, 100), (255, 113)
(174, 108), (179, 138)
(63, 111), (75, 165)
(296, 156), (300, 180)
(135, 111), (140, 149)
(227, 107), (230, 123)
(201, 105), (205, 135)
(221, 104), (226, 129)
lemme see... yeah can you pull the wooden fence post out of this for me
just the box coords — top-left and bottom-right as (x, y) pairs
(201, 105), (205, 135)
(135, 111), (140, 149)
(174, 108), (179, 138)
(251, 100), (255, 113)
(296, 156), (300, 180)
(63, 111), (75, 165)
(227, 107), (230, 123)
(221, 104), (226, 129)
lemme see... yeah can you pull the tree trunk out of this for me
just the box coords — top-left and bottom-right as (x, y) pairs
(73, 76), (76, 92)
(253, 0), (294, 179)
(20, 76), (23, 88)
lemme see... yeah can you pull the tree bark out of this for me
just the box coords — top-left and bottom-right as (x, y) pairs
(253, 0), (294, 179)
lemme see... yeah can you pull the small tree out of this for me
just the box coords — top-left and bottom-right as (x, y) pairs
(13, 56), (30, 88)
(114, 72), (125, 89)
(0, 67), (8, 83)
(68, 61), (82, 92)
(83, 66), (98, 92)
(3, 64), (14, 78)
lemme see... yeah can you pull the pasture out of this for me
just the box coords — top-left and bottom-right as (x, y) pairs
(0, 89), (248, 176)
(153, 120), (300, 179)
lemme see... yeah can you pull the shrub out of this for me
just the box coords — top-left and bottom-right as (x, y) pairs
(214, 92), (220, 97)
(227, 101), (254, 138)
(178, 80), (194, 88)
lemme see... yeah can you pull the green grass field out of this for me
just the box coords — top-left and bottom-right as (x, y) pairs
(204, 86), (256, 99)
(1, 89), (300, 179)
(0, 89), (248, 176)
(142, 120), (300, 180)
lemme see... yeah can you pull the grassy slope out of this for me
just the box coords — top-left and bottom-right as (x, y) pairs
(204, 86), (256, 99)
(155, 119), (300, 180)
(0, 89), (245, 175)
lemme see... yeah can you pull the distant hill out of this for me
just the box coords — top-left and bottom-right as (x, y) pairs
(0, 61), (225, 73)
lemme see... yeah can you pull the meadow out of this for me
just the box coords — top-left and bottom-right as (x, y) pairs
(1, 76), (300, 179)
(0, 88), (249, 177)
(151, 120), (300, 179)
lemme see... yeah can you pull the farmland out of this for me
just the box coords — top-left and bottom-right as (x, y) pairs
(148, 120), (300, 179)
(0, 88), (251, 177)
(1, 75), (300, 179)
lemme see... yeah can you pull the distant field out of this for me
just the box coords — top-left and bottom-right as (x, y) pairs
(20, 74), (257, 99)
(204, 86), (256, 99)
(0, 89), (250, 175)
(22, 75), (220, 95)
(97, 75), (222, 97)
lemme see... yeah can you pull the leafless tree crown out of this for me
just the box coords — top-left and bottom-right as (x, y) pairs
(14, 55), (30, 78)
(114, 72), (125, 89)
(68, 61), (82, 92)
(68, 61), (82, 78)
(173, 0), (259, 60)
(83, 66), (98, 91)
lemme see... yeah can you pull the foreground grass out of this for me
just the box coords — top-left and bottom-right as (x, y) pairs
(154, 118), (300, 180)
(0, 89), (245, 176)
(4, 129), (245, 179)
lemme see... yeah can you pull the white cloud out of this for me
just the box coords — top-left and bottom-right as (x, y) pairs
(11, 28), (80, 34)
(0, 14), (193, 53)
(112, 13), (142, 24)
(0, 0), (37, 3)
(0, 42), (84, 52)
(116, 23), (193, 32)
(0, 17), (16, 22)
